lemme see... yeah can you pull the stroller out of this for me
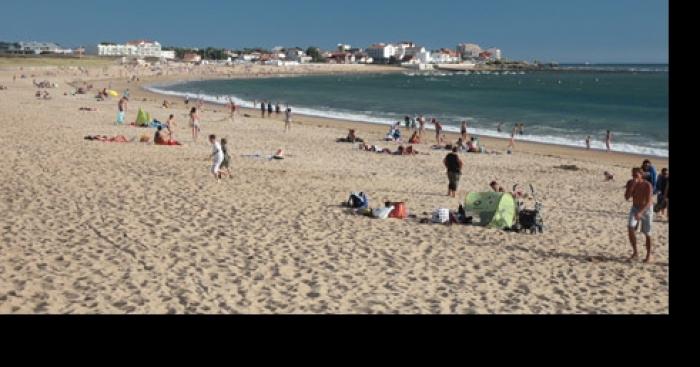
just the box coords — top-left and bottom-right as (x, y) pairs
(511, 184), (544, 234)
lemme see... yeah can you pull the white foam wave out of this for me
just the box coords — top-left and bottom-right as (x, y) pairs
(146, 85), (668, 158)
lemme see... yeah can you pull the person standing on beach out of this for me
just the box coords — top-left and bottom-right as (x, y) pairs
(185, 96), (189, 106)
(190, 107), (201, 143)
(497, 122), (503, 133)
(228, 97), (236, 121)
(586, 136), (591, 149)
(605, 130), (612, 152)
(285, 107), (293, 132)
(261, 101), (266, 118)
(443, 147), (463, 198)
(404, 115), (411, 130)
(433, 119), (443, 144)
(209, 134), (225, 182)
(460, 121), (468, 141)
(418, 115), (426, 137)
(117, 96), (128, 124)
(275, 102), (281, 115)
(411, 115), (417, 131)
(519, 123), (525, 135)
(267, 102), (273, 117)
(166, 114), (176, 140)
(625, 167), (654, 263)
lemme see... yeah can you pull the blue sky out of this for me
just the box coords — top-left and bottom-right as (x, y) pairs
(1, 0), (668, 63)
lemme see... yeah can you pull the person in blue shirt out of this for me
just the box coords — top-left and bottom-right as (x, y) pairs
(641, 159), (657, 190)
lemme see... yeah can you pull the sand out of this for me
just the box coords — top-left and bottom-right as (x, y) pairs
(0, 60), (668, 314)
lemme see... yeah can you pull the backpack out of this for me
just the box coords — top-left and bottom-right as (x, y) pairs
(387, 202), (408, 219)
(348, 192), (369, 209)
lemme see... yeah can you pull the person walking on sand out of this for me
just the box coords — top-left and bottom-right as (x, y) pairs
(518, 123), (525, 135)
(586, 135), (591, 149)
(605, 130), (612, 152)
(261, 100), (266, 118)
(625, 167), (654, 263)
(228, 98), (237, 122)
(116, 96), (128, 124)
(275, 102), (281, 115)
(219, 138), (232, 178)
(209, 134), (225, 181)
(411, 115), (417, 131)
(443, 147), (463, 198)
(507, 126), (516, 153)
(190, 107), (201, 143)
(497, 122), (503, 133)
(267, 102), (273, 117)
(285, 107), (293, 132)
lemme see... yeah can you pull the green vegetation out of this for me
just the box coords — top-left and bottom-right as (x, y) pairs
(305, 47), (325, 63)
(0, 55), (118, 67)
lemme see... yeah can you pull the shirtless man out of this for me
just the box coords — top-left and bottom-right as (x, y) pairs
(625, 167), (654, 263)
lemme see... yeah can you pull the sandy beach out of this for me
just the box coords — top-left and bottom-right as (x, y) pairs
(0, 59), (668, 313)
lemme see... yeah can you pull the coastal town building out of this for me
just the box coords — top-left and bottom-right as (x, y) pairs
(486, 48), (502, 60)
(97, 40), (175, 59)
(182, 53), (202, 63)
(0, 41), (73, 55)
(457, 43), (483, 59)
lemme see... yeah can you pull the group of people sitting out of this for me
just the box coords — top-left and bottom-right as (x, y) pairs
(432, 137), (483, 153)
(35, 90), (51, 99)
(154, 126), (181, 145)
(359, 143), (420, 155)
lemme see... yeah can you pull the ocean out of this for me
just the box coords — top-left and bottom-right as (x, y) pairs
(147, 64), (668, 157)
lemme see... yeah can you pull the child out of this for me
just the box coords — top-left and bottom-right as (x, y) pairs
(209, 134), (224, 181)
(166, 114), (176, 140)
(220, 138), (232, 178)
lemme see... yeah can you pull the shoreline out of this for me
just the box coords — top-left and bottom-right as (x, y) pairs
(133, 73), (668, 168)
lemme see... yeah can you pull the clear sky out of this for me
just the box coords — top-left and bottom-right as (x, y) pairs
(1, 0), (668, 63)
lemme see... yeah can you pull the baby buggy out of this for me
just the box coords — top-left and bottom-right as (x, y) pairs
(511, 184), (544, 234)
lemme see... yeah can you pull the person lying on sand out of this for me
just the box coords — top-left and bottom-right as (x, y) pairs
(84, 135), (132, 143)
(79, 107), (97, 111)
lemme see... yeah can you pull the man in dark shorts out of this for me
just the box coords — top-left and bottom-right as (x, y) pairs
(267, 102), (273, 117)
(443, 147), (463, 197)
(261, 100), (266, 118)
(625, 167), (654, 263)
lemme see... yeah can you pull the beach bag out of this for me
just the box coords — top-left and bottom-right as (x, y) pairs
(373, 206), (394, 220)
(387, 202), (408, 219)
(348, 192), (369, 209)
(432, 208), (450, 223)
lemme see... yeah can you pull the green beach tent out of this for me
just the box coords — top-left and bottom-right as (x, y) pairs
(464, 192), (516, 229)
(135, 108), (149, 127)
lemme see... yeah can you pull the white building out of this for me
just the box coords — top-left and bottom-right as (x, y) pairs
(97, 40), (174, 59)
(457, 43), (482, 59)
(337, 44), (351, 52)
(366, 43), (397, 62)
